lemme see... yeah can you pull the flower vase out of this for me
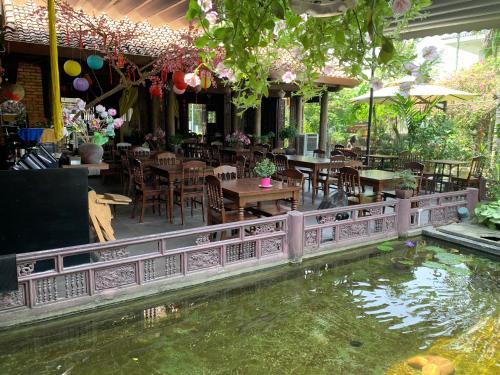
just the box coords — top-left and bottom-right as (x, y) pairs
(260, 177), (271, 187)
(79, 143), (104, 164)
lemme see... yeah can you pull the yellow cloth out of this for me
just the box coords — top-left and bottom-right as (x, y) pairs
(48, 0), (63, 141)
(40, 128), (56, 143)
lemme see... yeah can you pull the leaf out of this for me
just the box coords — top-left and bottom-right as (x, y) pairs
(377, 245), (394, 252)
(425, 246), (447, 253)
(422, 261), (444, 270)
(398, 259), (414, 266)
(194, 35), (210, 48)
(270, 1), (284, 19)
(434, 252), (463, 266)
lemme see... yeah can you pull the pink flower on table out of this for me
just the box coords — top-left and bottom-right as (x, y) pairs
(322, 61), (336, 76)
(422, 45), (439, 62)
(392, 0), (411, 15)
(108, 108), (117, 116)
(281, 71), (296, 83)
(90, 118), (100, 130)
(205, 11), (218, 25)
(197, 0), (212, 12)
(113, 118), (124, 129)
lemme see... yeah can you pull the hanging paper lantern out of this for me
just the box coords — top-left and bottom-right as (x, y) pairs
(83, 74), (93, 86)
(73, 77), (89, 92)
(149, 84), (162, 98)
(63, 60), (82, 76)
(173, 85), (186, 95)
(1, 83), (25, 101)
(172, 71), (185, 85)
(200, 71), (212, 89)
(184, 73), (200, 87)
(174, 81), (187, 90)
(117, 53), (125, 69)
(87, 55), (104, 70)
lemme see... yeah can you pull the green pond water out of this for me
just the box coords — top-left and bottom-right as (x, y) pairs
(0, 239), (498, 375)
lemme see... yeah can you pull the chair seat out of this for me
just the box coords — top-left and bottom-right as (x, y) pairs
(348, 193), (376, 204)
(248, 202), (292, 217)
(209, 208), (258, 224)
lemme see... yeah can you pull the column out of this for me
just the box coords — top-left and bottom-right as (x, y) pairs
(319, 90), (329, 151)
(254, 103), (262, 137)
(276, 97), (285, 148)
(296, 96), (304, 134)
(166, 82), (176, 136)
(223, 89), (232, 135)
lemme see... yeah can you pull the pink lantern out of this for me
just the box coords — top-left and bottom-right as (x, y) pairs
(173, 71), (185, 85)
(149, 84), (162, 98)
(73, 77), (89, 92)
(173, 85), (186, 95)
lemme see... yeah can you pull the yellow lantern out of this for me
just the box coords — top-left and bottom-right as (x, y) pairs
(200, 70), (212, 89)
(63, 60), (81, 77)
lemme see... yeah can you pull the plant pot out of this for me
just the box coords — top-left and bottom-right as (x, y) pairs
(260, 177), (271, 187)
(395, 188), (413, 199)
(79, 143), (104, 164)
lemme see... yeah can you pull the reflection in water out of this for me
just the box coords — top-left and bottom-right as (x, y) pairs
(0, 240), (498, 375)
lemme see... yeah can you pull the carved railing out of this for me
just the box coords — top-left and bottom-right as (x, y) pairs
(0, 216), (288, 312)
(301, 201), (399, 255)
(408, 190), (469, 229)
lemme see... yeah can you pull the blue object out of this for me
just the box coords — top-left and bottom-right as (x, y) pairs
(458, 207), (469, 220)
(87, 55), (104, 70)
(18, 128), (44, 142)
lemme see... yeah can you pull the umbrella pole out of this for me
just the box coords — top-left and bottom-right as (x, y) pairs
(366, 50), (375, 161)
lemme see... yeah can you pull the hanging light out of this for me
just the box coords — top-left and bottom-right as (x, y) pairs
(63, 60), (81, 76)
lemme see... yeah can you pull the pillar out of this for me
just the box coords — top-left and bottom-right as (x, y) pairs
(297, 96), (304, 134)
(467, 187), (479, 214)
(166, 82), (176, 136)
(276, 97), (285, 148)
(223, 89), (232, 135)
(397, 198), (411, 238)
(319, 91), (329, 151)
(254, 103), (262, 137)
(287, 210), (304, 263)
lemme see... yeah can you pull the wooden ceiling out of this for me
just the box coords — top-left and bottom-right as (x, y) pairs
(26, 0), (190, 29)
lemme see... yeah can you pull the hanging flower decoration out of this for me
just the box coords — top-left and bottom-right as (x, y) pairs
(398, 81), (413, 97)
(281, 71), (296, 84)
(422, 45), (439, 62)
(205, 11), (218, 25)
(185, 72), (201, 87)
(371, 78), (383, 91)
(392, 0), (412, 15)
(87, 55), (104, 70)
(197, 0), (213, 12)
(173, 85), (186, 95)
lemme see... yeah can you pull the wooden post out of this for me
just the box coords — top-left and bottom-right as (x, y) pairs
(276, 97), (285, 148)
(319, 91), (329, 151)
(296, 96), (304, 134)
(223, 89), (232, 135)
(166, 82), (176, 136)
(287, 210), (304, 263)
(254, 103), (262, 137)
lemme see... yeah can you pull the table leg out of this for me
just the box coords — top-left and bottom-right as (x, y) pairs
(168, 179), (174, 223)
(291, 194), (298, 211)
(311, 166), (318, 203)
(374, 182), (383, 202)
(238, 206), (245, 221)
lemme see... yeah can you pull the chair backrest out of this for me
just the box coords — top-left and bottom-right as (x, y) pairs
(468, 156), (485, 180)
(155, 151), (176, 166)
(253, 150), (265, 164)
(404, 161), (425, 194)
(341, 149), (358, 160)
(201, 144), (212, 161)
(214, 165), (238, 181)
(206, 175), (226, 221)
(398, 151), (420, 170)
(339, 167), (363, 196)
(266, 152), (275, 161)
(211, 145), (221, 164)
(334, 144), (345, 150)
(181, 160), (206, 193)
(272, 148), (285, 155)
(328, 155), (346, 176)
(283, 168), (304, 187)
(121, 152), (131, 172)
(274, 154), (289, 178)
(130, 148), (150, 159)
(331, 149), (344, 157)
(131, 158), (145, 190)
(260, 143), (272, 152)
(235, 155), (246, 178)
(116, 142), (132, 153)
(313, 149), (326, 158)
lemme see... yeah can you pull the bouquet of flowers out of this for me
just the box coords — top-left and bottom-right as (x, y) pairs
(144, 128), (167, 150)
(63, 99), (124, 145)
(225, 130), (250, 148)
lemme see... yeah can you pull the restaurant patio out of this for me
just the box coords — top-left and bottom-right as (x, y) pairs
(0, 1), (499, 374)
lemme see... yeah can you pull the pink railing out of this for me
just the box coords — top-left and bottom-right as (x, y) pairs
(1, 215), (288, 312)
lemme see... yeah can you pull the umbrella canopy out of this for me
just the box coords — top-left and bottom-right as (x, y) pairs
(351, 84), (477, 104)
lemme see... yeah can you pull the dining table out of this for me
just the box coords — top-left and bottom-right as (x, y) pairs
(424, 159), (469, 192)
(150, 164), (214, 223)
(358, 169), (400, 202)
(286, 155), (332, 202)
(367, 154), (398, 170)
(221, 178), (301, 220)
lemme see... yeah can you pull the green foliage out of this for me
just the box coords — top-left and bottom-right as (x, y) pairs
(168, 134), (184, 146)
(474, 200), (500, 229)
(253, 158), (276, 177)
(278, 125), (298, 141)
(92, 133), (109, 146)
(396, 170), (417, 190)
(187, 0), (431, 111)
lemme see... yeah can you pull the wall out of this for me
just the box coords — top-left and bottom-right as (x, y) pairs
(16, 62), (45, 126)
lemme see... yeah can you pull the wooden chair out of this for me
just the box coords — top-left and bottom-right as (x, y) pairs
(334, 144), (345, 150)
(266, 152), (275, 161)
(214, 165), (238, 181)
(121, 153), (134, 196)
(206, 175), (256, 226)
(341, 149), (358, 161)
(272, 148), (285, 155)
(451, 156), (485, 190)
(331, 149), (344, 157)
(210, 145), (221, 166)
(201, 144), (212, 163)
(130, 159), (167, 223)
(273, 154), (289, 181)
(396, 151), (421, 171)
(338, 167), (375, 206)
(313, 149), (326, 158)
(235, 155), (247, 178)
(155, 151), (177, 166)
(129, 148), (151, 159)
(318, 155), (346, 195)
(174, 160), (206, 225)
(116, 142), (132, 154)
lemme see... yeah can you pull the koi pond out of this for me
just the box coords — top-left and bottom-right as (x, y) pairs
(0, 238), (498, 374)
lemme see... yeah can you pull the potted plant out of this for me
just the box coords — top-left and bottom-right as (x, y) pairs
(144, 128), (166, 150)
(278, 125), (298, 154)
(254, 158), (276, 188)
(225, 130), (251, 149)
(167, 133), (184, 153)
(395, 170), (417, 199)
(63, 99), (123, 164)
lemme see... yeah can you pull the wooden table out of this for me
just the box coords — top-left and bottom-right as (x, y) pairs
(63, 163), (109, 170)
(425, 159), (469, 192)
(150, 164), (214, 223)
(367, 154), (398, 170)
(286, 155), (331, 202)
(221, 178), (301, 220)
(359, 169), (399, 201)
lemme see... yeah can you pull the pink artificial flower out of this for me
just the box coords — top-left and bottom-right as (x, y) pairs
(281, 71), (296, 83)
(113, 118), (124, 129)
(392, 0), (411, 15)
(90, 118), (100, 130)
(184, 73), (201, 87)
(197, 0), (212, 12)
(108, 108), (117, 116)
(75, 99), (86, 111)
(422, 45), (439, 62)
(205, 11), (218, 25)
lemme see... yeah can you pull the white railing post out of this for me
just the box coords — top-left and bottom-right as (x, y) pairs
(287, 211), (304, 263)
(397, 198), (411, 238)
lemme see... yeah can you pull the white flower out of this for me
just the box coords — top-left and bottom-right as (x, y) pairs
(371, 78), (383, 91)
(404, 62), (418, 72)
(95, 104), (105, 113)
(215, 62), (236, 81)
(99, 110), (108, 118)
(197, 0), (212, 12)
(281, 71), (296, 83)
(184, 73), (201, 87)
(422, 45), (439, 62)
(75, 99), (86, 110)
(300, 13), (308, 22)
(392, 0), (411, 15)
(205, 11), (218, 25)
(273, 20), (286, 36)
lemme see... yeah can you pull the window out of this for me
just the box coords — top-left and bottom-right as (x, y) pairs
(188, 103), (206, 135)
